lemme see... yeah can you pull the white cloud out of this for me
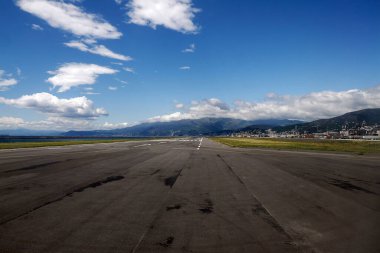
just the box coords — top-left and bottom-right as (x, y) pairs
(64, 40), (132, 61)
(123, 67), (135, 73)
(147, 85), (380, 122)
(102, 121), (128, 129)
(47, 63), (117, 92)
(175, 103), (184, 109)
(108, 86), (118, 91)
(0, 92), (108, 119)
(31, 23), (43, 30)
(148, 112), (185, 122)
(16, 0), (122, 39)
(115, 0), (123, 5)
(0, 69), (18, 91)
(182, 43), (195, 53)
(0, 116), (130, 131)
(81, 91), (100, 95)
(127, 0), (200, 33)
(0, 116), (91, 131)
(0, 117), (25, 128)
(179, 66), (190, 70)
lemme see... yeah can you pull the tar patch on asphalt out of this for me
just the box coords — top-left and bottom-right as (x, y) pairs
(75, 175), (125, 193)
(164, 170), (181, 188)
(329, 178), (376, 194)
(166, 204), (181, 211)
(199, 199), (213, 214)
(158, 236), (174, 247)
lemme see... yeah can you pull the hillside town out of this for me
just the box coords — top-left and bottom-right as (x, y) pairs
(231, 121), (380, 140)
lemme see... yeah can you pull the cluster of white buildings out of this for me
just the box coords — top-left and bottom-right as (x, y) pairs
(230, 121), (380, 140)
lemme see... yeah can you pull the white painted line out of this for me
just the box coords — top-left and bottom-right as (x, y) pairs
(133, 144), (152, 148)
(159, 142), (167, 144)
(196, 137), (203, 150)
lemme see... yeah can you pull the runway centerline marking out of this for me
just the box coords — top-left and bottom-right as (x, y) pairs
(197, 138), (203, 150)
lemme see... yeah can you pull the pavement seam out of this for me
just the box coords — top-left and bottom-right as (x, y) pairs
(216, 153), (314, 252)
(130, 151), (194, 253)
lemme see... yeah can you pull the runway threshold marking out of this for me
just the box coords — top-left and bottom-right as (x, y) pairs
(197, 138), (203, 150)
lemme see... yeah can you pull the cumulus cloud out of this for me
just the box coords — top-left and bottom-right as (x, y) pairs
(179, 66), (190, 70)
(0, 116), (97, 131)
(127, 0), (200, 33)
(16, 0), (121, 39)
(147, 86), (380, 122)
(0, 117), (25, 128)
(102, 121), (128, 129)
(0, 116), (131, 131)
(182, 43), (195, 53)
(0, 69), (18, 91)
(64, 40), (132, 61)
(0, 92), (108, 119)
(31, 23), (43, 30)
(47, 63), (117, 92)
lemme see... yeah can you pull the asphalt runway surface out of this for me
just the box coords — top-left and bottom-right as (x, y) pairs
(0, 138), (379, 253)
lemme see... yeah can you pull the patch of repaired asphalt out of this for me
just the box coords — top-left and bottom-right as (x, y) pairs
(0, 175), (125, 226)
(329, 178), (376, 194)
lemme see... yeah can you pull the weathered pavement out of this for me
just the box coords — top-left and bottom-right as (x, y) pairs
(0, 138), (379, 253)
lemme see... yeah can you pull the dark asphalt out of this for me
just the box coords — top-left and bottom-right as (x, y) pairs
(0, 138), (379, 253)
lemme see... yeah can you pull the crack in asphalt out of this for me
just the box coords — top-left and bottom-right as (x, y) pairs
(216, 153), (304, 250)
(0, 175), (125, 226)
(4, 160), (69, 173)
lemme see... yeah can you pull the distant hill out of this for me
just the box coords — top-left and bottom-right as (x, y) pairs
(273, 108), (380, 133)
(63, 118), (301, 137)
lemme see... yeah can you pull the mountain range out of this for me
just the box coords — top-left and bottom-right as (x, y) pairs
(1, 108), (379, 137)
(63, 118), (302, 137)
(63, 108), (380, 136)
(272, 108), (380, 133)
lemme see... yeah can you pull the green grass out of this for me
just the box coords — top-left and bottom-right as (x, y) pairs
(0, 139), (144, 149)
(211, 137), (380, 154)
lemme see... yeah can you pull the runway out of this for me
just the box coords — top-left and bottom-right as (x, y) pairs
(0, 138), (379, 253)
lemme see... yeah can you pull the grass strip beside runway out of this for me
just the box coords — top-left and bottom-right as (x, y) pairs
(0, 139), (143, 149)
(211, 137), (380, 154)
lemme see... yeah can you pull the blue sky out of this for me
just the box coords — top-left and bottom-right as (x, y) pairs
(0, 0), (379, 130)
